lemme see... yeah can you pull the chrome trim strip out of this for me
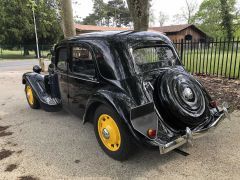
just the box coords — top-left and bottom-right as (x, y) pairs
(67, 74), (99, 83)
(56, 70), (99, 83)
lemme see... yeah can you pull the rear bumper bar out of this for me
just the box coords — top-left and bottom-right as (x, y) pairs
(159, 111), (226, 154)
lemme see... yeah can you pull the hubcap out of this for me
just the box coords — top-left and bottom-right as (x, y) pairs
(26, 86), (34, 105)
(98, 114), (121, 151)
(102, 128), (110, 139)
(182, 87), (194, 101)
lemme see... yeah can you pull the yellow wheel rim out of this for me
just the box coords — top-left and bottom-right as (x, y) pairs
(98, 114), (121, 152)
(26, 86), (34, 105)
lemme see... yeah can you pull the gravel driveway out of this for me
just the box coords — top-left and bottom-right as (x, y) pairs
(0, 60), (240, 179)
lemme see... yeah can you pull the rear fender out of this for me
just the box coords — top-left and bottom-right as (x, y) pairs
(83, 90), (134, 124)
(83, 89), (156, 145)
(22, 72), (62, 112)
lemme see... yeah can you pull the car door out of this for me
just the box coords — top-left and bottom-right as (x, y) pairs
(68, 42), (99, 117)
(55, 45), (69, 105)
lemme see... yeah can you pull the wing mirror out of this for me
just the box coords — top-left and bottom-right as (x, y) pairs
(33, 65), (42, 74)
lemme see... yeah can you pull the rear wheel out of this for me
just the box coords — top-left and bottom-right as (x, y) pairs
(94, 105), (134, 161)
(25, 83), (40, 109)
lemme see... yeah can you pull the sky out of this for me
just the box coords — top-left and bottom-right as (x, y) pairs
(72, 0), (240, 26)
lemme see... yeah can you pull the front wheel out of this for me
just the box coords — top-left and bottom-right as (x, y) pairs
(25, 83), (40, 109)
(94, 105), (135, 161)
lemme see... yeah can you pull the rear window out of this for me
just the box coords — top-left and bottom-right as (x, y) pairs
(132, 45), (178, 73)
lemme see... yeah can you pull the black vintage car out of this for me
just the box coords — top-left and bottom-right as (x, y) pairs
(22, 31), (229, 161)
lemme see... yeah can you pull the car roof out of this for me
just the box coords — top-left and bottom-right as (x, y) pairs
(60, 31), (171, 44)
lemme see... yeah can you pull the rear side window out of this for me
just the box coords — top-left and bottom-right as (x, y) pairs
(57, 47), (68, 71)
(71, 46), (95, 77)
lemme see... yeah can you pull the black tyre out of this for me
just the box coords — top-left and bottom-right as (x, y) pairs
(94, 105), (135, 161)
(25, 83), (40, 109)
(154, 69), (211, 130)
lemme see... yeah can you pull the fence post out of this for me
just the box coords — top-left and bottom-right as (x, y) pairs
(180, 39), (184, 61)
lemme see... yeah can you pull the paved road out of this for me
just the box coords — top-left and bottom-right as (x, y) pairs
(0, 68), (240, 179)
(0, 59), (38, 71)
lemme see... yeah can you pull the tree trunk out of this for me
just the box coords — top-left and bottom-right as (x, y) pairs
(23, 46), (29, 56)
(126, 0), (150, 31)
(220, 0), (233, 39)
(60, 0), (76, 38)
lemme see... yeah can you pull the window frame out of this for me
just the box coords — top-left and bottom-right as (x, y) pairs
(133, 45), (177, 63)
(130, 44), (180, 74)
(55, 45), (69, 72)
(68, 42), (98, 80)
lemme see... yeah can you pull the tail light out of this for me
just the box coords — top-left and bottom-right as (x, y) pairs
(147, 129), (156, 139)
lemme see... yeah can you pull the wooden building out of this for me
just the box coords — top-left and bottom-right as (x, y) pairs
(75, 24), (208, 42)
(75, 24), (130, 34)
(150, 24), (208, 42)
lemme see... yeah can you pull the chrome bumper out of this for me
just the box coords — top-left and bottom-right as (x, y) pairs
(159, 110), (227, 154)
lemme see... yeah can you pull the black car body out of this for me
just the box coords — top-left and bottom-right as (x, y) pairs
(22, 31), (228, 160)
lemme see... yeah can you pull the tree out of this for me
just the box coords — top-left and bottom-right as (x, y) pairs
(194, 0), (222, 37)
(173, 0), (198, 24)
(194, 0), (238, 38)
(0, 1), (5, 43)
(126, 0), (150, 31)
(149, 2), (155, 27)
(158, 11), (168, 27)
(0, 0), (63, 56)
(235, 6), (240, 36)
(60, 0), (76, 38)
(220, 0), (235, 39)
(82, 14), (98, 25)
(107, 0), (131, 27)
(82, 0), (131, 27)
(91, 0), (106, 26)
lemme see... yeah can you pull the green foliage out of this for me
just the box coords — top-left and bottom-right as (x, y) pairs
(82, 0), (131, 27)
(194, 0), (239, 38)
(0, 1), (6, 43)
(0, 0), (63, 47)
(220, 0), (235, 39)
(82, 14), (98, 25)
(194, 0), (223, 37)
(235, 28), (240, 37)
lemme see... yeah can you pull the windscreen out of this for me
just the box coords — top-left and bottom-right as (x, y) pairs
(132, 45), (178, 73)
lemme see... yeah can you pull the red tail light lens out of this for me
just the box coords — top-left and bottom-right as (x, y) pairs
(147, 129), (156, 139)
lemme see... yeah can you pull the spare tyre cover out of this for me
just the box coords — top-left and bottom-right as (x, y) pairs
(154, 69), (211, 130)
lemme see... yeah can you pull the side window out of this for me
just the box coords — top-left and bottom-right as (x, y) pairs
(71, 46), (95, 77)
(57, 47), (68, 71)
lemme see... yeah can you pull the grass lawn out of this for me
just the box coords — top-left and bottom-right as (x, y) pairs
(0, 49), (50, 59)
(181, 50), (240, 79)
(2, 48), (239, 79)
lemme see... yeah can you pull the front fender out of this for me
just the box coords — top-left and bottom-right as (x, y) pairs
(22, 72), (62, 112)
